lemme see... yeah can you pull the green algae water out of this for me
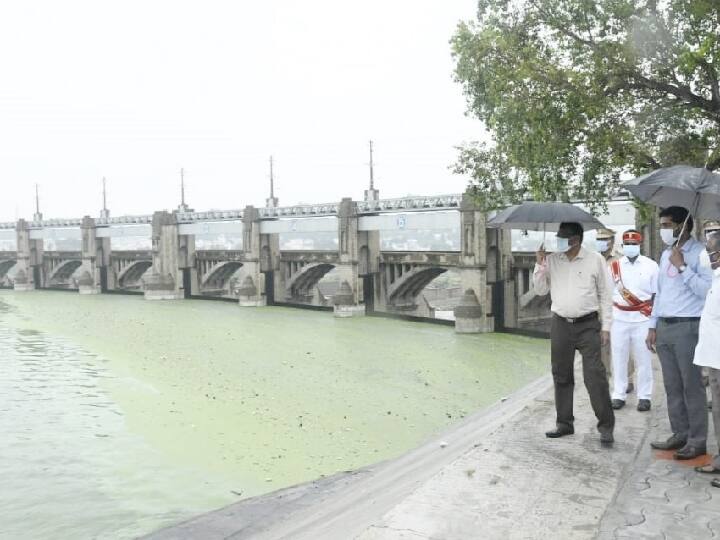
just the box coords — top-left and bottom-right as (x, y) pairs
(0, 290), (549, 538)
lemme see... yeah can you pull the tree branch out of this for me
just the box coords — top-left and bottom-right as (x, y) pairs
(628, 72), (720, 118)
(624, 144), (661, 169)
(532, 3), (720, 120)
(698, 59), (720, 107)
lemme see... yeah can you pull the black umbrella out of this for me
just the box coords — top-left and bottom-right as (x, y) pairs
(622, 165), (720, 219)
(488, 201), (606, 232)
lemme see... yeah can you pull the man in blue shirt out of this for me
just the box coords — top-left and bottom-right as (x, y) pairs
(646, 206), (712, 459)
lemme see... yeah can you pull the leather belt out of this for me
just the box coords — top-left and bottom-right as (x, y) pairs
(554, 311), (598, 324)
(659, 317), (700, 324)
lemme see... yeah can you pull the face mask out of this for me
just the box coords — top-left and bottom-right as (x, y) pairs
(623, 244), (640, 258)
(596, 240), (609, 253)
(555, 237), (570, 252)
(700, 250), (711, 268)
(660, 228), (676, 246)
(714, 267), (720, 277)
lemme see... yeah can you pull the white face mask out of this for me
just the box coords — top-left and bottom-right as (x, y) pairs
(714, 267), (720, 277)
(623, 244), (640, 258)
(555, 237), (570, 252)
(699, 250), (710, 268)
(596, 240), (609, 253)
(660, 228), (676, 246)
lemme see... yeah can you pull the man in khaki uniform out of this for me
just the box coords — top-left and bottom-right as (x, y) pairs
(597, 228), (636, 391)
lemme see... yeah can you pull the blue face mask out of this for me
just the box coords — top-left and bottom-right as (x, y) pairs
(623, 244), (640, 258)
(596, 240), (609, 253)
(556, 237), (570, 252)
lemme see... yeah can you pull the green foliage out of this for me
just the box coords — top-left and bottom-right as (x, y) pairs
(452, 0), (720, 212)
(633, 198), (654, 225)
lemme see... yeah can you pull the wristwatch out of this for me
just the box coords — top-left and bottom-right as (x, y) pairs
(679, 264), (687, 273)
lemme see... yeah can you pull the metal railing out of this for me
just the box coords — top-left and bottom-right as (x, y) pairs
(1, 193), (467, 230)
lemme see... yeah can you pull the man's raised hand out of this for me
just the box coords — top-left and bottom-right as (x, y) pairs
(536, 243), (547, 265)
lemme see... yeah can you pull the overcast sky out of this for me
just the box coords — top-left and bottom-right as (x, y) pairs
(0, 1), (483, 221)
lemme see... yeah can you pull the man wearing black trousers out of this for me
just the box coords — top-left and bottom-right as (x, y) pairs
(533, 222), (615, 445)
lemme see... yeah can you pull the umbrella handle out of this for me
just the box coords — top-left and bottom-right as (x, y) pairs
(676, 193), (699, 244)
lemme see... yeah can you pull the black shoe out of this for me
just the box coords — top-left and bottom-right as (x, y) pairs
(600, 431), (614, 445)
(637, 399), (651, 412)
(651, 435), (687, 450)
(626, 382), (634, 394)
(611, 399), (625, 410)
(674, 445), (707, 460)
(545, 425), (574, 438)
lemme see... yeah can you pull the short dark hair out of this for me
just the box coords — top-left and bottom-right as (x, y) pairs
(558, 222), (584, 239)
(659, 206), (693, 232)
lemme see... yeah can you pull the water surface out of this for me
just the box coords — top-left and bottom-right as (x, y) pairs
(0, 291), (549, 538)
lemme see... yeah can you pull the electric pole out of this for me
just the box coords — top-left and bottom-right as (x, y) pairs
(178, 168), (192, 212)
(33, 183), (43, 222)
(266, 156), (279, 208)
(364, 140), (380, 204)
(100, 177), (110, 219)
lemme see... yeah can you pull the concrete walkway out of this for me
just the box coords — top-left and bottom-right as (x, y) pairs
(146, 359), (720, 540)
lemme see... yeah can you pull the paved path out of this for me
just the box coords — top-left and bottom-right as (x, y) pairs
(146, 359), (720, 540)
(597, 386), (719, 539)
(358, 361), (720, 540)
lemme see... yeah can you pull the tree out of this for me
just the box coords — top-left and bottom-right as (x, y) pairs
(451, 0), (720, 211)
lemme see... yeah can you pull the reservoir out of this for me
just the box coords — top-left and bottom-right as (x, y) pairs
(0, 290), (548, 538)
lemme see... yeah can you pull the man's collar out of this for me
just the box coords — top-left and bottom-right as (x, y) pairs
(571, 246), (587, 259)
(558, 246), (587, 260)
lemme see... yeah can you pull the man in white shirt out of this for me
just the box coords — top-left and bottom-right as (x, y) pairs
(533, 222), (615, 445)
(597, 227), (635, 391)
(693, 231), (720, 487)
(608, 230), (659, 412)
